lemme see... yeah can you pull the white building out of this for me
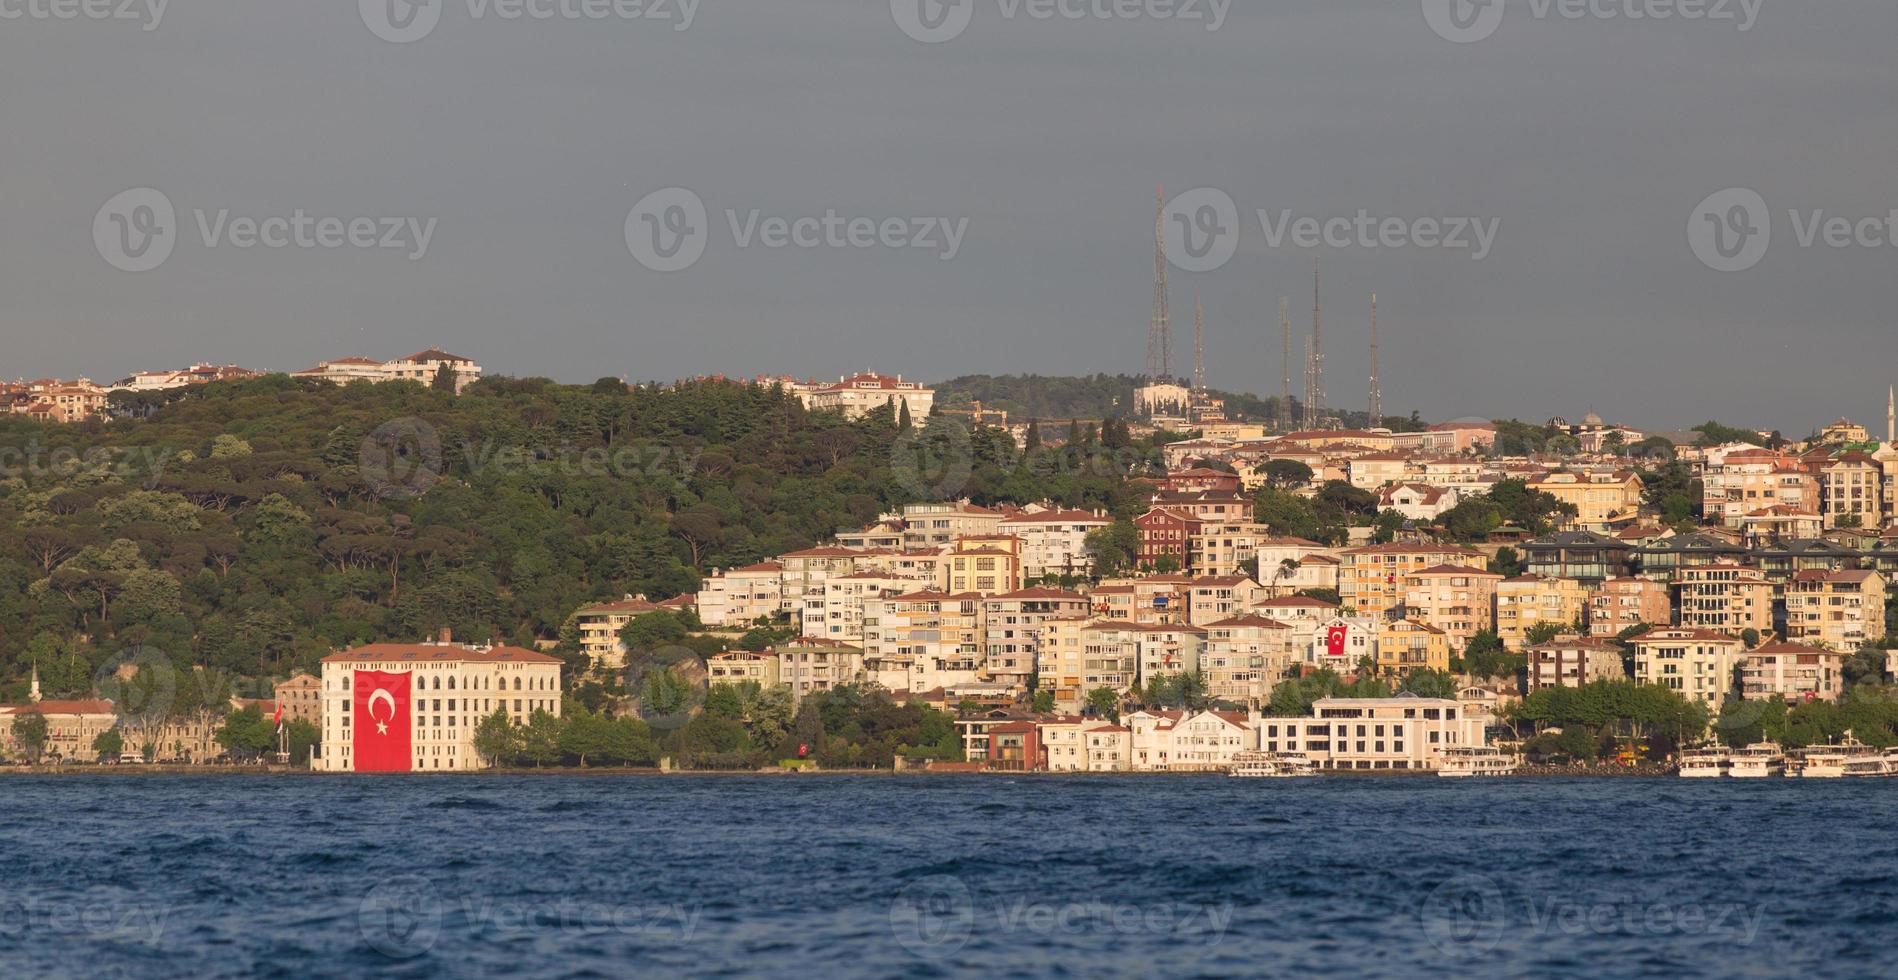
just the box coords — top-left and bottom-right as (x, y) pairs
(696, 562), (784, 627)
(1256, 697), (1487, 771)
(292, 349), (483, 393)
(317, 639), (562, 772)
(998, 507), (1111, 579)
(798, 372), (934, 421)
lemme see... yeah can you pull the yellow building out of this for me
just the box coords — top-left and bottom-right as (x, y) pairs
(705, 650), (782, 688)
(1784, 569), (1885, 652)
(947, 535), (1024, 595)
(0, 699), (118, 762)
(1529, 471), (1644, 532)
(1586, 577), (1672, 639)
(1375, 619), (1452, 676)
(1402, 564), (1503, 650)
(1338, 543), (1484, 618)
(1495, 575), (1589, 650)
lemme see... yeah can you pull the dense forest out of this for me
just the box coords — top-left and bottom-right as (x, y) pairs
(0, 375), (1167, 701)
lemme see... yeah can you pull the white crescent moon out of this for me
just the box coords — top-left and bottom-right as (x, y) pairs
(369, 689), (396, 721)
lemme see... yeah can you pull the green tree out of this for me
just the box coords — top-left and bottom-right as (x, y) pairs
(1085, 687), (1120, 722)
(1084, 521), (1139, 578)
(518, 709), (564, 767)
(12, 714), (49, 764)
(92, 727), (125, 763)
(285, 718), (320, 765)
(215, 706), (275, 761)
(432, 362), (458, 392)
(473, 708), (519, 767)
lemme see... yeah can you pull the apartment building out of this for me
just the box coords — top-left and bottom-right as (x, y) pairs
(772, 637), (867, 705)
(1820, 452), (1885, 529)
(1631, 627), (1746, 707)
(997, 508), (1111, 579)
(1257, 697), (1487, 771)
(981, 588), (1090, 690)
(1674, 565), (1774, 635)
(1740, 642), (1847, 703)
(1587, 577), (1672, 638)
(1375, 483), (1461, 521)
(1200, 615), (1299, 703)
(1402, 564), (1502, 649)
(899, 500), (1004, 549)
(1184, 575), (1267, 625)
(1375, 619), (1453, 676)
(1784, 569), (1885, 652)
(1338, 543), (1485, 618)
(1701, 449), (1817, 527)
(1525, 634), (1628, 690)
(946, 535), (1023, 595)
(572, 594), (664, 671)
(777, 547), (868, 614)
(805, 571), (926, 644)
(861, 590), (985, 694)
(1135, 508), (1203, 571)
(1494, 575), (1588, 650)
(695, 562), (784, 627)
(706, 650), (781, 688)
(1528, 470), (1644, 532)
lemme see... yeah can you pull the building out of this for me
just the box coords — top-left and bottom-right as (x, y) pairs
(807, 571), (926, 645)
(292, 349), (483, 393)
(946, 535), (1023, 595)
(1035, 619), (1140, 707)
(1200, 615), (1299, 704)
(1132, 624), (1206, 686)
(1525, 634), (1628, 690)
(1528, 471), (1644, 532)
(998, 508), (1111, 579)
(111, 363), (260, 392)
(1701, 449), (1817, 528)
(1256, 697), (1488, 771)
(798, 372), (935, 421)
(1783, 569), (1885, 652)
(1375, 483), (1461, 522)
(1184, 575), (1267, 625)
(273, 673), (322, 726)
(1631, 627), (1746, 708)
(572, 594), (665, 672)
(899, 500), (1006, 550)
(1740, 642), (1847, 703)
(772, 637), (867, 705)
(1375, 619), (1452, 676)
(695, 562), (784, 627)
(1402, 564), (1502, 649)
(1126, 709), (1256, 772)
(705, 650), (782, 688)
(1819, 452), (1885, 529)
(777, 547), (869, 614)
(861, 590), (985, 694)
(1674, 565), (1774, 635)
(1494, 575), (1588, 649)
(1134, 508), (1203, 571)
(1587, 577), (1672, 639)
(0, 699), (118, 761)
(5, 378), (110, 423)
(1522, 530), (1636, 584)
(981, 589), (1090, 690)
(1338, 543), (1484, 618)
(316, 639), (562, 772)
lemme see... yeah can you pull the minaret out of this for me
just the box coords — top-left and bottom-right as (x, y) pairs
(1887, 385), (1893, 444)
(1193, 296), (1206, 392)
(29, 663), (41, 704)
(1368, 294), (1382, 428)
(1147, 186), (1172, 381)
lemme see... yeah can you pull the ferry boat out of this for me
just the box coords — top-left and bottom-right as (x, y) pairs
(1677, 746), (1731, 778)
(1437, 747), (1520, 777)
(1727, 742), (1785, 778)
(1227, 751), (1317, 778)
(1798, 733), (1885, 778)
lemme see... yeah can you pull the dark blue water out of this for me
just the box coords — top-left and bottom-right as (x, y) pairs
(1, 775), (1893, 978)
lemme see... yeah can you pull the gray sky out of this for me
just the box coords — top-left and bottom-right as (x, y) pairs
(2, 1), (1894, 435)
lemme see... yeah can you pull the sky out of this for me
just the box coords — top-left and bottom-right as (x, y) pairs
(2, 0), (1894, 436)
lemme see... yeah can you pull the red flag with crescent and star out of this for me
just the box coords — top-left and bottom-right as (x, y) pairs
(1325, 625), (1349, 658)
(353, 670), (412, 772)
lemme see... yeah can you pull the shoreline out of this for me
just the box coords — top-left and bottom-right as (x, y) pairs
(0, 764), (1678, 778)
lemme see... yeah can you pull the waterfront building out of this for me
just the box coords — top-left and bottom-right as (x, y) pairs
(316, 638), (562, 772)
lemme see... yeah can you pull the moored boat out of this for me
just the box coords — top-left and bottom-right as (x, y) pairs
(1227, 750), (1317, 778)
(1798, 733), (1881, 778)
(1677, 746), (1730, 778)
(1728, 742), (1785, 778)
(1438, 746), (1520, 777)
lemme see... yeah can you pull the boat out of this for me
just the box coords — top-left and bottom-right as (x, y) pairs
(1677, 746), (1730, 778)
(1438, 746), (1520, 777)
(1728, 742), (1785, 778)
(1227, 750), (1317, 778)
(1798, 733), (1884, 778)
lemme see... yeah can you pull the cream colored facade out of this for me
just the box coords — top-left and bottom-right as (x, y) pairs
(1200, 615), (1299, 703)
(1529, 471), (1643, 531)
(1402, 565), (1502, 649)
(1375, 619), (1452, 676)
(861, 590), (985, 694)
(1525, 634), (1628, 690)
(1741, 642), (1846, 703)
(1495, 575), (1588, 650)
(1257, 697), (1487, 771)
(1133, 625), (1206, 685)
(706, 650), (782, 688)
(981, 589), (1089, 690)
(899, 500), (1005, 550)
(0, 700), (117, 761)
(1675, 565), (1774, 635)
(1631, 628), (1745, 708)
(1820, 453), (1884, 529)
(998, 509), (1110, 579)
(946, 535), (1023, 595)
(696, 562), (783, 627)
(1185, 575), (1267, 625)
(1784, 569), (1884, 651)
(1126, 709), (1255, 771)
(778, 548), (870, 614)
(317, 642), (562, 772)
(808, 571), (927, 645)
(773, 638), (867, 705)
(799, 373), (934, 421)
(572, 595), (663, 671)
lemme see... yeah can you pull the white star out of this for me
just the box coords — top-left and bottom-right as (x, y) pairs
(376, 721), (389, 735)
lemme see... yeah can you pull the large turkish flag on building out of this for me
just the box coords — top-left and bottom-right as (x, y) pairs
(352, 670), (413, 772)
(1325, 625), (1350, 659)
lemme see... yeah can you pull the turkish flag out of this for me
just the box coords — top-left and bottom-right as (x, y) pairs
(1326, 625), (1349, 658)
(353, 670), (413, 772)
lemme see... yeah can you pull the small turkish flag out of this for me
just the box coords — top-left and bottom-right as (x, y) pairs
(272, 702), (284, 735)
(353, 670), (413, 772)
(1326, 625), (1349, 658)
